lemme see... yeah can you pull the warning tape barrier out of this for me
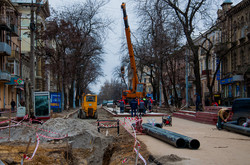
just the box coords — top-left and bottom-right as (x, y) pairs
(122, 158), (127, 163)
(0, 119), (11, 124)
(100, 124), (117, 128)
(0, 115), (28, 130)
(23, 133), (40, 160)
(134, 147), (147, 164)
(121, 117), (146, 165)
(124, 117), (139, 121)
(23, 132), (67, 161)
(36, 133), (68, 140)
(11, 120), (67, 138)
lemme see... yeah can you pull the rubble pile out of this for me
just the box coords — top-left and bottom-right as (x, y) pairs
(0, 118), (113, 164)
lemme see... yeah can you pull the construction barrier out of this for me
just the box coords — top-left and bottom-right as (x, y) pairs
(121, 117), (147, 165)
(97, 119), (119, 135)
(11, 120), (68, 139)
(23, 134), (40, 160)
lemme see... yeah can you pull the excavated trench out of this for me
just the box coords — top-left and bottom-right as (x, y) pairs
(0, 118), (114, 165)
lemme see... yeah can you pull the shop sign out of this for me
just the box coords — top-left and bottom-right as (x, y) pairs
(220, 77), (233, 85)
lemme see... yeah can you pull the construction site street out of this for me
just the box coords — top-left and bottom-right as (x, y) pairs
(0, 106), (250, 165)
(114, 115), (250, 165)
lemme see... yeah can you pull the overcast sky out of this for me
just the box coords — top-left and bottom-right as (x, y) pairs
(49, 0), (242, 94)
(49, 0), (136, 94)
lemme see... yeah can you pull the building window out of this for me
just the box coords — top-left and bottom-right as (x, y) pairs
(241, 50), (244, 65)
(223, 58), (228, 74)
(240, 16), (245, 38)
(233, 21), (237, 41)
(148, 87), (151, 93)
(232, 53), (237, 71)
(8, 61), (19, 76)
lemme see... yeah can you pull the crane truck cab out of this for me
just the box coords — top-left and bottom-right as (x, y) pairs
(78, 94), (98, 119)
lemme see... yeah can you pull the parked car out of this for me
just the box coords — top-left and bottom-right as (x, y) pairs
(232, 98), (250, 125)
(107, 100), (114, 108)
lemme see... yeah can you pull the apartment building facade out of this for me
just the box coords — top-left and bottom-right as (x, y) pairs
(217, 0), (250, 105)
(193, 28), (222, 105)
(0, 0), (21, 110)
(11, 0), (50, 92)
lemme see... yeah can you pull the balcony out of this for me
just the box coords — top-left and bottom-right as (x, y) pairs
(0, 42), (11, 56)
(0, 71), (11, 82)
(0, 15), (11, 31)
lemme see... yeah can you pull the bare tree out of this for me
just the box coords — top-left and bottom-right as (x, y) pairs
(130, 0), (185, 107)
(160, 0), (210, 104)
(37, 0), (110, 109)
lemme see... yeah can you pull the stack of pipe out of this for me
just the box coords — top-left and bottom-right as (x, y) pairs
(142, 123), (200, 149)
(222, 121), (250, 136)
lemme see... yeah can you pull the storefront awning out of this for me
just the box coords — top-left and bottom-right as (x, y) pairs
(5, 76), (24, 85)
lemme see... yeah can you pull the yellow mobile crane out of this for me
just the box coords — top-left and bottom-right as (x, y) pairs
(121, 3), (146, 104)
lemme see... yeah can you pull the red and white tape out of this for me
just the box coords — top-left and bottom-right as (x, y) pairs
(24, 133), (40, 160)
(122, 158), (127, 163)
(0, 119), (11, 124)
(124, 117), (138, 121)
(100, 124), (117, 128)
(11, 120), (67, 138)
(121, 117), (146, 165)
(134, 147), (147, 164)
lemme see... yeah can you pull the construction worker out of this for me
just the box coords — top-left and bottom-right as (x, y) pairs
(148, 97), (153, 113)
(130, 98), (137, 117)
(143, 97), (148, 110)
(212, 100), (218, 106)
(119, 98), (125, 113)
(139, 99), (145, 116)
(216, 108), (231, 130)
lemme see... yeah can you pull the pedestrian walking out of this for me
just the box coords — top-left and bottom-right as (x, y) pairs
(195, 93), (201, 112)
(130, 98), (137, 117)
(11, 99), (16, 112)
(216, 108), (231, 130)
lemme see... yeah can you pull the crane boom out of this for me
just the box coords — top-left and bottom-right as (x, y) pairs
(120, 3), (146, 108)
(121, 2), (138, 93)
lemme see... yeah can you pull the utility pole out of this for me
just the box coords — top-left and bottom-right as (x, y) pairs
(185, 49), (189, 108)
(29, 0), (36, 116)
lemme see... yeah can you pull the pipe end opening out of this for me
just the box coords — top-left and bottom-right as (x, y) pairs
(176, 138), (186, 148)
(190, 139), (200, 149)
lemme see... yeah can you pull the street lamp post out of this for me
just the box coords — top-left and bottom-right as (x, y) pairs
(185, 49), (189, 108)
(29, 0), (36, 116)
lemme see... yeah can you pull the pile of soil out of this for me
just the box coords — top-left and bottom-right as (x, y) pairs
(1, 107), (174, 165)
(0, 117), (113, 164)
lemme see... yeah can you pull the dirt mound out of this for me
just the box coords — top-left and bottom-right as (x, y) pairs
(0, 118), (113, 165)
(148, 154), (187, 165)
